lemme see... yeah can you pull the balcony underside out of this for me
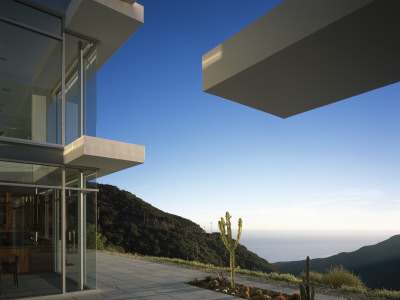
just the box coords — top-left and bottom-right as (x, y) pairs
(202, 0), (400, 118)
(0, 136), (145, 178)
(63, 135), (145, 177)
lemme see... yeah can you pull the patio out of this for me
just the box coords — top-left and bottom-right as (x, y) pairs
(11, 252), (345, 300)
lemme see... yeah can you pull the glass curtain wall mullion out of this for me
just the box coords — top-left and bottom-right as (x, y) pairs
(0, 17), (62, 41)
(78, 172), (84, 290)
(61, 167), (66, 294)
(14, 0), (65, 19)
(78, 41), (84, 137)
(62, 20), (66, 147)
(0, 182), (62, 190)
(65, 187), (99, 192)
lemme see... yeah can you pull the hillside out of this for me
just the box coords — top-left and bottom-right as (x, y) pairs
(273, 235), (400, 290)
(97, 184), (278, 273)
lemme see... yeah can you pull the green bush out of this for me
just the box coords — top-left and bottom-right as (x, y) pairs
(299, 271), (324, 283)
(105, 243), (125, 253)
(340, 285), (368, 294)
(372, 289), (400, 300)
(87, 224), (107, 250)
(322, 266), (365, 288)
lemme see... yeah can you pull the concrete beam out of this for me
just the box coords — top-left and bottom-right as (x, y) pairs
(66, 0), (144, 71)
(202, 0), (400, 118)
(64, 135), (145, 177)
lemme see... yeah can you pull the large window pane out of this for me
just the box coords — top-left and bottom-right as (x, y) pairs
(66, 189), (79, 287)
(85, 49), (97, 138)
(0, 185), (62, 298)
(0, 0), (62, 36)
(0, 22), (62, 144)
(0, 161), (61, 186)
(65, 34), (97, 145)
(85, 190), (97, 288)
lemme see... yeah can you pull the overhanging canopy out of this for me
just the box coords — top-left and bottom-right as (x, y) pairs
(202, 0), (400, 118)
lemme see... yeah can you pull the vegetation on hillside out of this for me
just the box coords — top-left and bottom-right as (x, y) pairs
(274, 235), (400, 290)
(97, 183), (400, 297)
(97, 184), (277, 273)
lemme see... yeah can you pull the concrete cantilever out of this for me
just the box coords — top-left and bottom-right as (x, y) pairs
(202, 0), (400, 118)
(63, 135), (145, 178)
(66, 0), (144, 72)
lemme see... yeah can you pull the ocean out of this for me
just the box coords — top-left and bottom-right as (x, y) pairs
(239, 230), (399, 263)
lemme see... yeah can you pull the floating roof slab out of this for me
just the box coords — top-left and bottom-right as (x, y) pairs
(64, 135), (145, 177)
(202, 0), (400, 118)
(66, 0), (143, 71)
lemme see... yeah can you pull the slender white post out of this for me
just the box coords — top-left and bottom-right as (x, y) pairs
(61, 167), (66, 294)
(78, 172), (84, 290)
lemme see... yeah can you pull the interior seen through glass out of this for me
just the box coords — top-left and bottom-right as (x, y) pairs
(0, 160), (97, 298)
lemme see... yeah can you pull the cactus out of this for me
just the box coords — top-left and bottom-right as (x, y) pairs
(218, 212), (242, 289)
(299, 256), (315, 300)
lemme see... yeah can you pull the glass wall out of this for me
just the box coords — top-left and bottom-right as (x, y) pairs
(0, 0), (97, 146)
(0, 1), (99, 297)
(64, 34), (97, 145)
(0, 20), (62, 144)
(0, 185), (62, 297)
(0, 160), (97, 298)
(64, 169), (97, 289)
(0, 0), (61, 35)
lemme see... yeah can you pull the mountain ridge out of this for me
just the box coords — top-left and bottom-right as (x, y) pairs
(97, 183), (278, 273)
(273, 235), (400, 289)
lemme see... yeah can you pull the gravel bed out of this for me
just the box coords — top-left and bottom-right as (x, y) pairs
(101, 251), (386, 300)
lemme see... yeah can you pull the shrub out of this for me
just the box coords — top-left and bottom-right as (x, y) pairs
(340, 285), (368, 294)
(322, 266), (365, 288)
(87, 224), (107, 250)
(291, 292), (301, 300)
(299, 271), (324, 283)
(105, 243), (125, 253)
(372, 289), (400, 300)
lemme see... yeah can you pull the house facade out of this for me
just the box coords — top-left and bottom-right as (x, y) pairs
(0, 0), (144, 297)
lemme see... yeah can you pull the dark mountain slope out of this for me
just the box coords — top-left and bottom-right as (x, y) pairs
(98, 184), (278, 273)
(273, 235), (400, 289)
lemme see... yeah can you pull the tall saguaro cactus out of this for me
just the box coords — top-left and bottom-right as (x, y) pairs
(300, 256), (315, 300)
(218, 212), (242, 289)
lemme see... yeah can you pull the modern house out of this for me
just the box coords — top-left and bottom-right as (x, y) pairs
(203, 0), (400, 118)
(0, 0), (144, 297)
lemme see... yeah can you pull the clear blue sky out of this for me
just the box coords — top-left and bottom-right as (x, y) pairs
(97, 0), (400, 233)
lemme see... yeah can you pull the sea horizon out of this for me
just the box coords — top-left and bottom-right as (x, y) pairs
(238, 230), (399, 263)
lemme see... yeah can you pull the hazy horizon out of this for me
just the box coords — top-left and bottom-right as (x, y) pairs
(239, 229), (399, 263)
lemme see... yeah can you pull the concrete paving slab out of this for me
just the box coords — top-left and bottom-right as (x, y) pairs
(17, 252), (346, 300)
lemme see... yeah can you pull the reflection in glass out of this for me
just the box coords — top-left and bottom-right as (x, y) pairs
(85, 49), (97, 138)
(65, 34), (97, 145)
(0, 186), (62, 297)
(66, 190), (79, 286)
(0, 161), (61, 186)
(65, 168), (96, 189)
(0, 22), (62, 144)
(85, 191), (97, 288)
(0, 0), (61, 36)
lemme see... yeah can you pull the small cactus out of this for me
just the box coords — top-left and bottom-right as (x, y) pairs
(299, 257), (315, 300)
(241, 285), (250, 299)
(218, 212), (242, 289)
